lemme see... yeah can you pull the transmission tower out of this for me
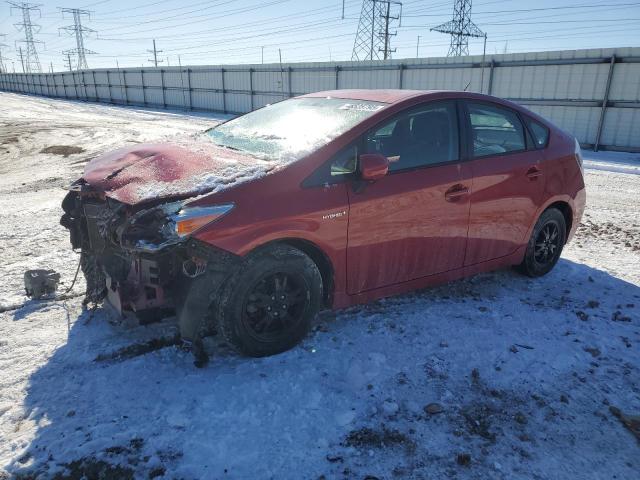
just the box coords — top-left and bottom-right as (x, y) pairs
(352, 0), (402, 61)
(59, 8), (96, 70)
(9, 2), (43, 73)
(431, 0), (484, 57)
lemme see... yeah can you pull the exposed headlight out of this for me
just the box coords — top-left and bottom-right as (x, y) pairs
(170, 204), (234, 237)
(120, 202), (234, 252)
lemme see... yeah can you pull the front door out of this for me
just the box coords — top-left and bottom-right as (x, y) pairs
(463, 100), (545, 266)
(346, 100), (471, 294)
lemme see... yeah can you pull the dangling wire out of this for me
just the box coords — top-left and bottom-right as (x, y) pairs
(56, 254), (83, 298)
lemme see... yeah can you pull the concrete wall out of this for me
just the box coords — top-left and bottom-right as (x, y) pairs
(2, 47), (639, 151)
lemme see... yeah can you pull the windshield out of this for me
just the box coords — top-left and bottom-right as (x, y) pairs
(207, 97), (386, 162)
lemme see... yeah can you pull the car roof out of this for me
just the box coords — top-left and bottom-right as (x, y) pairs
(301, 89), (435, 104)
(299, 89), (542, 123)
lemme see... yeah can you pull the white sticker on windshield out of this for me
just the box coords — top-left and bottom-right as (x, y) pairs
(339, 103), (385, 112)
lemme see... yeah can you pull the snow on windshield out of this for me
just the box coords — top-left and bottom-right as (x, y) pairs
(207, 97), (386, 162)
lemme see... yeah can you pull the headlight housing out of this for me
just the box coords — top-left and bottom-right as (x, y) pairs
(171, 204), (234, 237)
(120, 201), (234, 252)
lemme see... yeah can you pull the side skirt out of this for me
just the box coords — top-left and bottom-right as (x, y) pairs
(332, 245), (527, 309)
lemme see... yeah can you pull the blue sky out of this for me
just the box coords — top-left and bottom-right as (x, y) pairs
(1, 0), (639, 72)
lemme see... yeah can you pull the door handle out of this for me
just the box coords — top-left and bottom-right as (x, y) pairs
(445, 184), (469, 202)
(526, 166), (543, 180)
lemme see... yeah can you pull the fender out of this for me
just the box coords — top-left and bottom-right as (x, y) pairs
(526, 190), (585, 246)
(195, 217), (349, 306)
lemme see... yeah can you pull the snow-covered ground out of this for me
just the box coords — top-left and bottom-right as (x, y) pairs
(0, 92), (638, 480)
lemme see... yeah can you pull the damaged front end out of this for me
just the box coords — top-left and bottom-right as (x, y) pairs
(60, 180), (239, 339)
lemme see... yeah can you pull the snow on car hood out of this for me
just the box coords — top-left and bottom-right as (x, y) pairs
(81, 139), (278, 205)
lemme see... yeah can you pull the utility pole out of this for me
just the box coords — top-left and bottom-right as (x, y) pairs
(9, 2), (43, 73)
(416, 35), (421, 57)
(64, 51), (73, 71)
(147, 39), (163, 67)
(59, 8), (96, 70)
(0, 34), (7, 73)
(18, 46), (25, 72)
(261, 46), (264, 64)
(431, 0), (484, 57)
(380, 0), (395, 59)
(352, 0), (402, 61)
(50, 61), (53, 72)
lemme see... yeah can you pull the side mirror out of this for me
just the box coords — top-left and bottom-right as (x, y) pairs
(359, 153), (389, 181)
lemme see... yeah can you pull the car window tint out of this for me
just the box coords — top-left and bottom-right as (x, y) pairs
(526, 118), (550, 148)
(468, 102), (526, 157)
(330, 145), (358, 176)
(365, 102), (459, 172)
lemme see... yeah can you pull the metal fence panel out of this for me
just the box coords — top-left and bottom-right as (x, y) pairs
(600, 107), (640, 147)
(2, 47), (640, 150)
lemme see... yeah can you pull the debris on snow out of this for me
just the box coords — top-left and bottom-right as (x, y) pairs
(40, 145), (85, 157)
(610, 406), (640, 443)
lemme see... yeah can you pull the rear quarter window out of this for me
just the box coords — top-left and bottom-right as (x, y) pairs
(526, 118), (550, 149)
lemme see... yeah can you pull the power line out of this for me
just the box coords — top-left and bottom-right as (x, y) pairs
(431, 0), (485, 57)
(97, 0), (287, 34)
(352, 0), (402, 60)
(9, 1), (44, 72)
(404, 1), (640, 17)
(59, 7), (96, 70)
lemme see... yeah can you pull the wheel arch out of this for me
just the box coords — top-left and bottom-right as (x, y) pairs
(544, 201), (573, 243)
(247, 237), (335, 308)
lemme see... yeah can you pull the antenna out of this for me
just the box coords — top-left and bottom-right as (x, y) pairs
(278, 48), (285, 98)
(352, 0), (402, 61)
(9, 2), (43, 73)
(431, 0), (484, 57)
(59, 8), (96, 70)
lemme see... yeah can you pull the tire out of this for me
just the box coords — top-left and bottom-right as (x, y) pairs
(518, 208), (566, 277)
(217, 245), (323, 357)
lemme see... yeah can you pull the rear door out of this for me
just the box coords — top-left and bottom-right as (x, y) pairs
(346, 100), (472, 294)
(463, 101), (545, 266)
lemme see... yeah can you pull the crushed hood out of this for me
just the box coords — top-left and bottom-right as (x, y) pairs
(81, 141), (275, 205)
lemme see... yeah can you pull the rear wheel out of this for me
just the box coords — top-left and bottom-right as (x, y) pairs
(518, 208), (566, 277)
(217, 245), (322, 357)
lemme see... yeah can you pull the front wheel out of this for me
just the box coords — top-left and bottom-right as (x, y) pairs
(217, 245), (323, 357)
(518, 208), (566, 277)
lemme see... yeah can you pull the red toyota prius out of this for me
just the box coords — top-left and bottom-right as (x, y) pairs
(61, 89), (586, 361)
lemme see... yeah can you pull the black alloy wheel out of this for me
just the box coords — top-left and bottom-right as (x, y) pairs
(217, 245), (323, 357)
(534, 222), (561, 267)
(518, 207), (566, 277)
(242, 272), (309, 343)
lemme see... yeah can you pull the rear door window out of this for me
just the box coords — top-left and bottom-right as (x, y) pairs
(467, 102), (526, 158)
